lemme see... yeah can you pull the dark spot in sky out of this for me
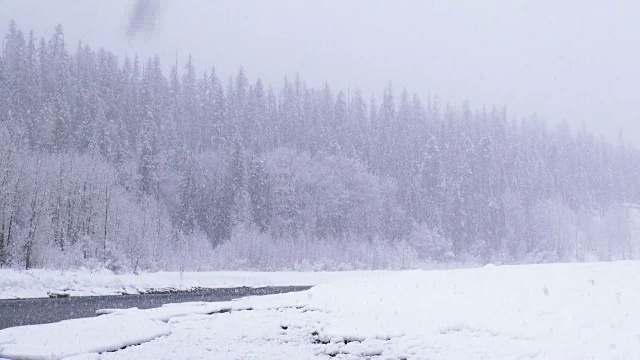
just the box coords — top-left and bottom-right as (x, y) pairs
(127, 0), (160, 38)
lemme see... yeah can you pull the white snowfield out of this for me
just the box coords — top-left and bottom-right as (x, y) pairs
(1, 261), (640, 359)
(0, 268), (387, 299)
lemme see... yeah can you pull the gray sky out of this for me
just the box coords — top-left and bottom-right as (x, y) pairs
(2, 0), (640, 145)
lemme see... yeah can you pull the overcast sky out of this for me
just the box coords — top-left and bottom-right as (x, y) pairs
(2, 0), (639, 145)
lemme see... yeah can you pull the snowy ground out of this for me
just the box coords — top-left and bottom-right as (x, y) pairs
(0, 268), (388, 299)
(2, 261), (640, 359)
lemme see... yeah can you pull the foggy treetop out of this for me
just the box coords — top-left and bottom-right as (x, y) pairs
(1, 22), (639, 271)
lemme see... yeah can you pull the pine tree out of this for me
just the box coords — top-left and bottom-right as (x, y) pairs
(0, 21), (638, 268)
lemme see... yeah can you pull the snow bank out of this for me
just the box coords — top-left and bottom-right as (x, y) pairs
(0, 268), (390, 299)
(0, 269), (130, 299)
(0, 315), (169, 360)
(300, 261), (640, 358)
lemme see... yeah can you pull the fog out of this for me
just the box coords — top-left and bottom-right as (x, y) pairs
(2, 0), (640, 272)
(2, 0), (639, 145)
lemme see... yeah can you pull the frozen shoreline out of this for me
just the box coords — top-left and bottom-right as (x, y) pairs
(0, 268), (392, 300)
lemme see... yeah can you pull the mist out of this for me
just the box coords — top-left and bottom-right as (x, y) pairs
(2, 4), (640, 359)
(1, 0), (639, 145)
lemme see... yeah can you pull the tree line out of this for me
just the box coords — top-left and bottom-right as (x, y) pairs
(1, 22), (639, 271)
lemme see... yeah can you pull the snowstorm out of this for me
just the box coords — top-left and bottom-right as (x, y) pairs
(0, 1), (639, 359)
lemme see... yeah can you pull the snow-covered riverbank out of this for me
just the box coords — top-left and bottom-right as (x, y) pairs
(0, 268), (390, 299)
(2, 261), (639, 359)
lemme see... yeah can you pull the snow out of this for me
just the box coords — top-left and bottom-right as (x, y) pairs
(2, 261), (640, 359)
(0, 315), (170, 360)
(0, 268), (388, 299)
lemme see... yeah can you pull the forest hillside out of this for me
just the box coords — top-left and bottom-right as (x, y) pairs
(1, 22), (639, 271)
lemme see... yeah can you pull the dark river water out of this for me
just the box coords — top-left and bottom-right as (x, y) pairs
(0, 286), (311, 329)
